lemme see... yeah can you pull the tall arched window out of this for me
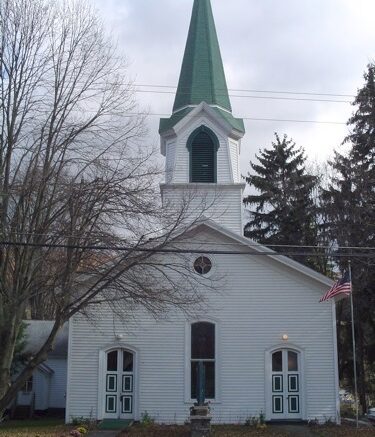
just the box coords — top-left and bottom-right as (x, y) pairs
(187, 126), (219, 183)
(191, 321), (215, 399)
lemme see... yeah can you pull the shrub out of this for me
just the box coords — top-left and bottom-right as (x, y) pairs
(245, 412), (266, 428)
(70, 416), (95, 430)
(341, 402), (356, 418)
(141, 411), (155, 427)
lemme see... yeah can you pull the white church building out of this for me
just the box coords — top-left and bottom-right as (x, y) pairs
(65, 0), (339, 424)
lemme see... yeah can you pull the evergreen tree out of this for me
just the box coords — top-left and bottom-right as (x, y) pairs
(345, 63), (375, 164)
(243, 133), (318, 268)
(322, 63), (375, 413)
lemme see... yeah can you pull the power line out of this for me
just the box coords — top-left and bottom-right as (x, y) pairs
(134, 83), (356, 99)
(3, 231), (375, 251)
(134, 89), (352, 104)
(3, 102), (346, 124)
(21, 107), (345, 125)
(117, 112), (347, 125)
(0, 97), (349, 125)
(0, 240), (373, 258)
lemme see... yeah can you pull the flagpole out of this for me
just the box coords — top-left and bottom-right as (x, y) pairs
(348, 261), (358, 428)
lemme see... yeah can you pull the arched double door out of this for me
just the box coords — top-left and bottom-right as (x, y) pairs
(102, 348), (135, 420)
(267, 348), (303, 420)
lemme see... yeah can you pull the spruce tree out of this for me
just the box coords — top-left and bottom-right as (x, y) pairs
(243, 133), (318, 268)
(345, 63), (375, 163)
(323, 63), (375, 413)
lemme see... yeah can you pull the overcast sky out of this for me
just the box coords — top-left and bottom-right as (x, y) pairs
(92, 0), (375, 174)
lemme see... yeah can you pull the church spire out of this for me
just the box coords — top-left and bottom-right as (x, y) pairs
(173, 0), (231, 113)
(159, 0), (244, 136)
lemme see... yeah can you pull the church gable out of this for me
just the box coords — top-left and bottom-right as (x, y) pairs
(183, 222), (333, 292)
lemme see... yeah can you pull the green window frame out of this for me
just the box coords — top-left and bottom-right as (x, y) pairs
(187, 125), (219, 183)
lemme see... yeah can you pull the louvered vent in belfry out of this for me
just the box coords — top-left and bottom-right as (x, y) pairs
(191, 131), (215, 183)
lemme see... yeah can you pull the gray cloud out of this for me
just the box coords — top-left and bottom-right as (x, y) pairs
(92, 0), (375, 171)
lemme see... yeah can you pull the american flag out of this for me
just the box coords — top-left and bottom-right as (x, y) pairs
(319, 271), (352, 302)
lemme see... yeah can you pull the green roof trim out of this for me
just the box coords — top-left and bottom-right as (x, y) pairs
(212, 108), (245, 133)
(173, 0), (232, 113)
(159, 107), (245, 135)
(159, 108), (193, 134)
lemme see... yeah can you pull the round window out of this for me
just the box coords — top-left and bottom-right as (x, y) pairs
(193, 256), (212, 275)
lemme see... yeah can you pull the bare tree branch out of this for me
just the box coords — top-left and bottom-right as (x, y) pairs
(0, 0), (217, 414)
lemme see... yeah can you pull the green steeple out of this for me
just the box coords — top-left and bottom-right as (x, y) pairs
(159, 0), (244, 136)
(173, 0), (231, 113)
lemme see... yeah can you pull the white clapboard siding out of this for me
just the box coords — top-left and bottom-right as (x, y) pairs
(161, 186), (243, 235)
(34, 370), (50, 411)
(229, 140), (240, 182)
(165, 139), (177, 183)
(66, 226), (337, 424)
(47, 358), (67, 408)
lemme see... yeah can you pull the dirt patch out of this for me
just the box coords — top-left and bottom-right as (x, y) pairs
(308, 424), (375, 436)
(118, 424), (189, 437)
(0, 419), (71, 437)
(119, 424), (289, 437)
(118, 424), (375, 437)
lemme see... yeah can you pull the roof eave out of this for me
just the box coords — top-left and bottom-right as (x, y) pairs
(161, 102), (244, 140)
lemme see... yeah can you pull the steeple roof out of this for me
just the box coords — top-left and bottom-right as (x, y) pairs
(159, 0), (245, 136)
(173, 0), (231, 113)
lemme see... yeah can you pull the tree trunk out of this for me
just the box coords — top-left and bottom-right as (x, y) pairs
(0, 318), (63, 416)
(0, 310), (21, 416)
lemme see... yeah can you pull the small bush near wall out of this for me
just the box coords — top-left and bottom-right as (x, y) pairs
(340, 402), (356, 418)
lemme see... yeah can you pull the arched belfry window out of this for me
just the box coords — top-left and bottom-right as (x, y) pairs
(187, 126), (219, 183)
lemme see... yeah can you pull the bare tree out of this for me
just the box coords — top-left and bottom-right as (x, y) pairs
(0, 0), (213, 414)
(305, 160), (336, 276)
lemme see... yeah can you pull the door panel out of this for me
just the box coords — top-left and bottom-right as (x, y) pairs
(272, 375), (283, 392)
(273, 395), (283, 414)
(288, 395), (299, 413)
(122, 375), (133, 392)
(288, 374), (299, 392)
(106, 395), (117, 414)
(121, 395), (133, 414)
